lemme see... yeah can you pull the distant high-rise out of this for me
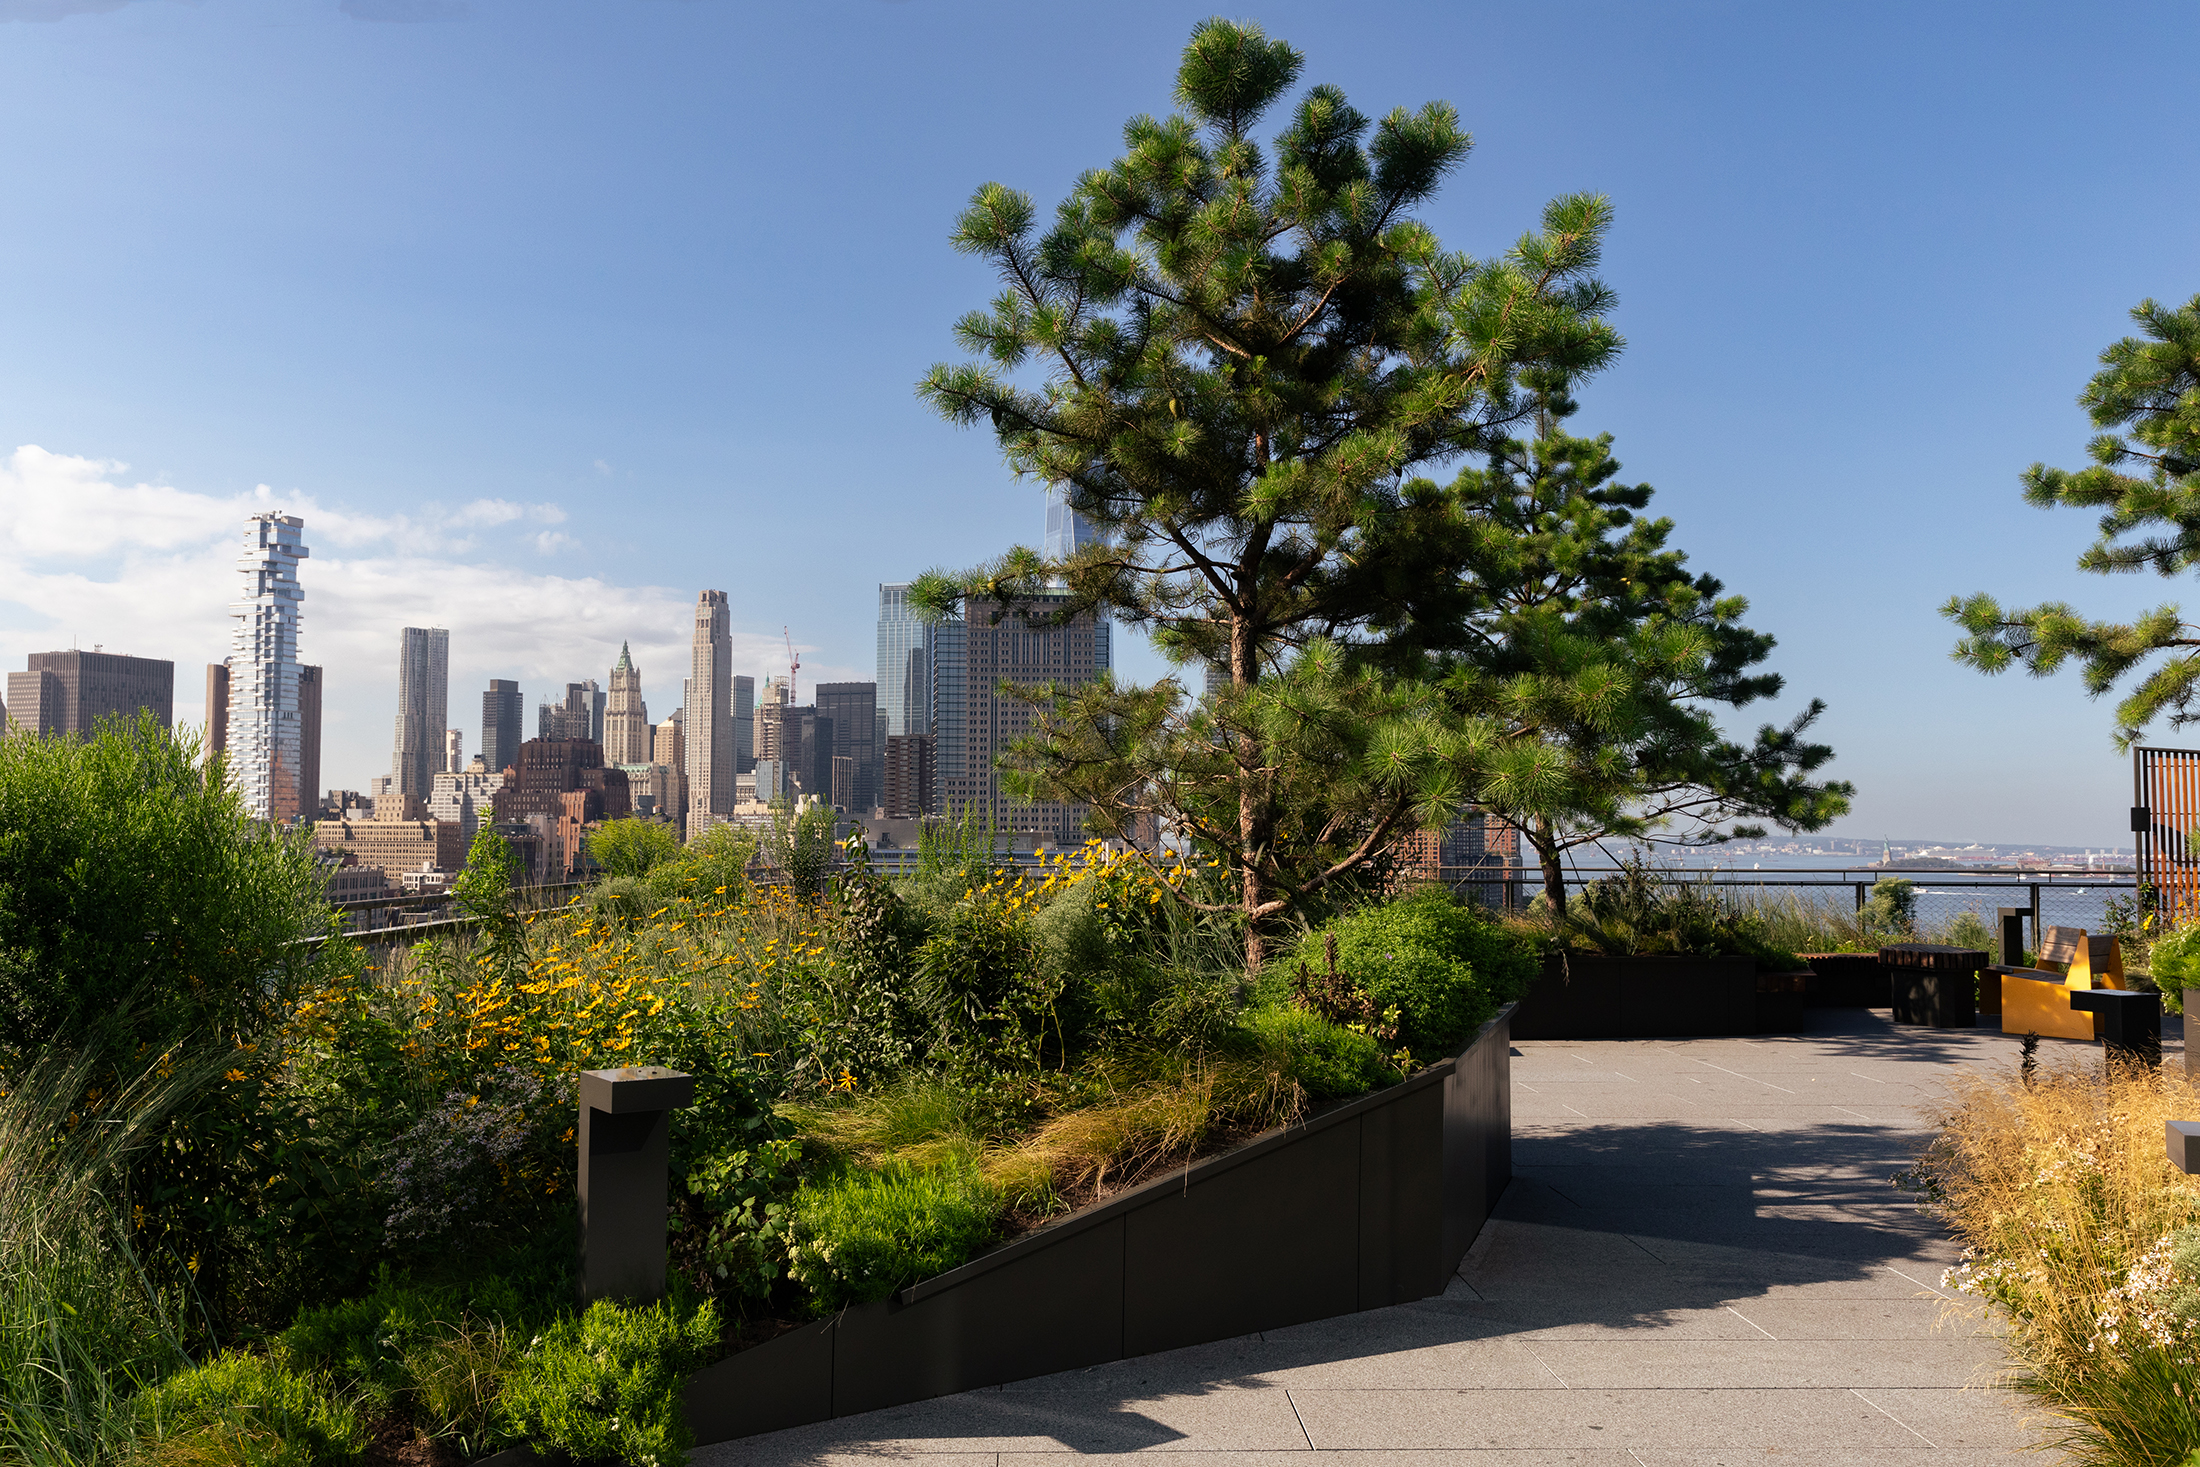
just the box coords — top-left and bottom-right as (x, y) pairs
(298, 664), (322, 815)
(814, 681), (879, 813)
(877, 583), (929, 739)
(1040, 488), (1113, 678)
(228, 514), (310, 822)
(688, 590), (733, 818)
(8, 649), (174, 738)
(390, 627), (450, 805)
(4, 668), (61, 736)
(883, 733), (934, 819)
(444, 728), (463, 775)
(932, 590), (1100, 844)
(653, 713), (685, 772)
(204, 662), (230, 760)
(482, 679), (523, 773)
(1043, 484), (1103, 562)
(603, 643), (652, 765)
(578, 678), (605, 745)
(539, 683), (598, 742)
(733, 675), (755, 773)
(926, 613), (965, 818)
(651, 713), (688, 836)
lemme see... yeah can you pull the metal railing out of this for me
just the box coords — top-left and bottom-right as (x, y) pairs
(1437, 864), (2139, 945)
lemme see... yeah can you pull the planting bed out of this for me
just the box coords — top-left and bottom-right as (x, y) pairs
(682, 1003), (1516, 1444)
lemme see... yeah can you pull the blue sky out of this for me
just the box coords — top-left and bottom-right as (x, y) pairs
(1, 0), (2195, 845)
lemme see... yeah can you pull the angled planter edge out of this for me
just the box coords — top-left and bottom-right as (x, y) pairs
(683, 1002), (1516, 1444)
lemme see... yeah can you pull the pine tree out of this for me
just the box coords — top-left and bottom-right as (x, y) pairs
(1440, 431), (1850, 910)
(1947, 295), (2200, 744)
(916, 19), (1625, 962)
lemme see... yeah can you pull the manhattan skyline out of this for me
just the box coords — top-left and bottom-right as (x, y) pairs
(3, 3), (2198, 844)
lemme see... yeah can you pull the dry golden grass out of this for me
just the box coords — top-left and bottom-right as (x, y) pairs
(984, 1056), (1306, 1207)
(1922, 1054), (2200, 1465)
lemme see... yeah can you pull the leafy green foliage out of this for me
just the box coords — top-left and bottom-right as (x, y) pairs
(1298, 887), (1535, 1055)
(588, 818), (686, 879)
(1947, 295), (2200, 745)
(498, 1296), (720, 1467)
(1545, 861), (1801, 970)
(1242, 1006), (1394, 1099)
(2151, 922), (2200, 1015)
(677, 1130), (801, 1301)
(783, 1157), (998, 1314)
(0, 711), (333, 1062)
(133, 1351), (367, 1467)
(1861, 879), (1917, 936)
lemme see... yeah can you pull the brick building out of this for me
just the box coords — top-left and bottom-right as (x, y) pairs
(491, 737), (630, 877)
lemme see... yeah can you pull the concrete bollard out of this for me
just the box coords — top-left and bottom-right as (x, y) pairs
(2169, 1119), (2200, 1174)
(2070, 988), (2162, 1068)
(577, 1065), (695, 1304)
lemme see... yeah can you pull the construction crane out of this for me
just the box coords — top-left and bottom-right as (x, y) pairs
(783, 627), (800, 704)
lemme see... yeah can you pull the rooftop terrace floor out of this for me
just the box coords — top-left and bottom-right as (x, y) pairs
(697, 1009), (2125, 1467)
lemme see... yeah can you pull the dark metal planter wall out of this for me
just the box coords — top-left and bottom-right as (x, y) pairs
(1508, 953), (1760, 1040)
(683, 1003), (1516, 1445)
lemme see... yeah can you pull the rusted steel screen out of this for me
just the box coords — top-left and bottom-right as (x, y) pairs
(2136, 747), (2200, 924)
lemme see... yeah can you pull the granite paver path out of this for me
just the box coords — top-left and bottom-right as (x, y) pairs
(695, 1009), (2114, 1467)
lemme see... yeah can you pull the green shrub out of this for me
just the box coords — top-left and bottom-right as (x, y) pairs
(783, 1157), (998, 1313)
(275, 1279), (446, 1415)
(134, 1351), (365, 1467)
(1298, 888), (1536, 1055)
(586, 818), (684, 879)
(0, 712), (334, 1063)
(1244, 1005), (1396, 1099)
(498, 1296), (719, 1467)
(405, 1319), (520, 1459)
(2152, 923), (2200, 1015)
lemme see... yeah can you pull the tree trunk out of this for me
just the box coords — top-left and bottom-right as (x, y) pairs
(1233, 599), (1271, 972)
(1533, 817), (1568, 917)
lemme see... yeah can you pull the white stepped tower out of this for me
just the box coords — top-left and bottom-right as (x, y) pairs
(228, 513), (309, 823)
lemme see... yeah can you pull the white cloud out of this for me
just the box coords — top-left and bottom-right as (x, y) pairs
(531, 531), (577, 554)
(0, 444), (832, 790)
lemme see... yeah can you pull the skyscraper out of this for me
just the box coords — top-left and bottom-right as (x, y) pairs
(925, 613), (964, 818)
(814, 681), (879, 813)
(228, 513), (309, 823)
(932, 590), (1100, 843)
(444, 728), (463, 775)
(390, 627), (450, 805)
(298, 664), (322, 815)
(732, 674), (755, 773)
(688, 590), (733, 818)
(1041, 487), (1114, 678)
(205, 662), (229, 761)
(9, 650), (174, 736)
(482, 679), (523, 773)
(539, 683), (597, 742)
(578, 678), (605, 745)
(604, 644), (652, 765)
(1043, 484), (1102, 561)
(877, 583), (929, 738)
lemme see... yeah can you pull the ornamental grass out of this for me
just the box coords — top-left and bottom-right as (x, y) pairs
(1921, 1054), (2200, 1466)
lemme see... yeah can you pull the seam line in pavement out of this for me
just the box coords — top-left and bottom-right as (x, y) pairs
(1883, 1263), (1952, 1298)
(1851, 1387), (1939, 1447)
(1726, 1305), (1778, 1340)
(1283, 1388), (1316, 1451)
(1693, 1059), (1797, 1093)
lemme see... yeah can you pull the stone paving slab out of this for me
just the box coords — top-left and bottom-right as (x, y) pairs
(694, 1010), (2086, 1467)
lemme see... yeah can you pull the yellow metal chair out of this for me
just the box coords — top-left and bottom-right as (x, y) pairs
(2002, 927), (2124, 1041)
